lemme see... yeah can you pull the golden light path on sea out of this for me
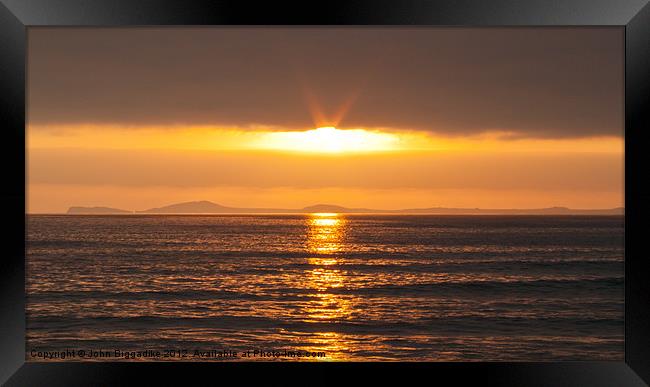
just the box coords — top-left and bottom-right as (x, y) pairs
(302, 213), (352, 360)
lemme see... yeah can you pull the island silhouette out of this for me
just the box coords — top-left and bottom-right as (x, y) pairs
(65, 200), (624, 215)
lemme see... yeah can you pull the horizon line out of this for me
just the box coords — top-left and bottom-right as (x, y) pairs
(29, 201), (625, 215)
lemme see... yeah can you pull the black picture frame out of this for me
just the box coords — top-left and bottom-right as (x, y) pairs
(1, 0), (649, 385)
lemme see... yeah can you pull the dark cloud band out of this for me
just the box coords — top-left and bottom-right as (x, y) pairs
(28, 27), (623, 138)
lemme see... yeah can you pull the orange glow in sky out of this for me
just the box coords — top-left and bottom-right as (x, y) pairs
(27, 123), (624, 213)
(28, 124), (623, 154)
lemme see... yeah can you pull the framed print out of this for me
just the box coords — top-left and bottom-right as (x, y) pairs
(1, 0), (649, 385)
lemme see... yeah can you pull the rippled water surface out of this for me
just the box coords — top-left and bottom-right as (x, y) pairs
(27, 214), (624, 361)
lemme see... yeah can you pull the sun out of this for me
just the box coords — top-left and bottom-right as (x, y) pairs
(310, 127), (346, 152)
(255, 126), (400, 153)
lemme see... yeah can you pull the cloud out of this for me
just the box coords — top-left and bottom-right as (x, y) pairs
(28, 27), (623, 138)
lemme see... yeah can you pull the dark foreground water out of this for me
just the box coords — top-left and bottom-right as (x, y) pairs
(26, 214), (624, 361)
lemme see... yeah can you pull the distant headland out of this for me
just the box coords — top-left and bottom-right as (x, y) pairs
(66, 206), (132, 214)
(64, 201), (624, 215)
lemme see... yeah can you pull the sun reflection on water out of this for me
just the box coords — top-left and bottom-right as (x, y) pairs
(306, 213), (346, 255)
(302, 213), (355, 360)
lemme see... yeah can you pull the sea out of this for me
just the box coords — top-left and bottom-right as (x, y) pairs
(26, 214), (624, 361)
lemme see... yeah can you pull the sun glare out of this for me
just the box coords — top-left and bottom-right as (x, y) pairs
(256, 127), (400, 153)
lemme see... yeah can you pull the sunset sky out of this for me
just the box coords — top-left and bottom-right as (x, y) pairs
(27, 27), (623, 213)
